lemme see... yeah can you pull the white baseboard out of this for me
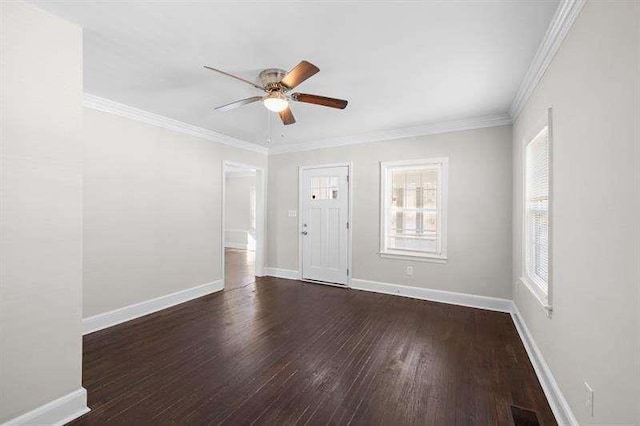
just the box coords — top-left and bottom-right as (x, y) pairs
(83, 280), (224, 335)
(262, 271), (570, 425)
(510, 304), (578, 426)
(350, 278), (571, 424)
(350, 278), (512, 313)
(2, 387), (89, 426)
(225, 242), (249, 250)
(264, 267), (301, 280)
(79, 270), (570, 425)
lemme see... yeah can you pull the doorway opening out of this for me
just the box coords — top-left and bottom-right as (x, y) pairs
(222, 161), (265, 290)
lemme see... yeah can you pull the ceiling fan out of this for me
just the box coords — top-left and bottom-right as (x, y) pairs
(203, 60), (348, 125)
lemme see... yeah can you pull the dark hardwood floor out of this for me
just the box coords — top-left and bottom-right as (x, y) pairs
(72, 251), (555, 425)
(224, 248), (255, 290)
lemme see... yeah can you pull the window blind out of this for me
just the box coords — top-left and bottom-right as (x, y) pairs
(386, 164), (441, 255)
(525, 127), (549, 293)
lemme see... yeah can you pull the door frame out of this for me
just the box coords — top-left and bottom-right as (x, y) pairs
(222, 160), (267, 287)
(298, 162), (353, 287)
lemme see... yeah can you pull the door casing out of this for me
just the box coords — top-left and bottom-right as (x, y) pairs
(298, 162), (353, 287)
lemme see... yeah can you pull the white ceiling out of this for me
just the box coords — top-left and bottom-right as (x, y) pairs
(32, 0), (558, 149)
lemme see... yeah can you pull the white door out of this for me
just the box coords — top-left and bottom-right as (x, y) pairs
(301, 166), (349, 285)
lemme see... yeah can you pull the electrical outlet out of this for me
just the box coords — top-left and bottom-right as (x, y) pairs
(584, 382), (594, 417)
(406, 266), (413, 276)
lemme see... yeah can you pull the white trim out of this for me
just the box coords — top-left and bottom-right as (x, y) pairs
(350, 279), (512, 313)
(379, 158), (448, 261)
(84, 93), (268, 155)
(225, 242), (250, 250)
(269, 114), (511, 155)
(83, 94), (513, 156)
(298, 162), (353, 287)
(509, 0), (586, 119)
(379, 252), (447, 264)
(510, 304), (578, 425)
(2, 388), (90, 426)
(519, 276), (552, 314)
(264, 267), (302, 280)
(82, 280), (223, 334)
(521, 108), (553, 316)
(352, 278), (574, 425)
(259, 273), (572, 425)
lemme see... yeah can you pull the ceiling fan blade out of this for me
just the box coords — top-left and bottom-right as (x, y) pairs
(278, 106), (296, 125)
(291, 93), (348, 109)
(215, 96), (263, 112)
(280, 61), (320, 89)
(203, 66), (266, 91)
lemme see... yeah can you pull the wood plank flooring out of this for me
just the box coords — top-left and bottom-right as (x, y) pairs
(223, 248), (255, 290)
(72, 250), (555, 425)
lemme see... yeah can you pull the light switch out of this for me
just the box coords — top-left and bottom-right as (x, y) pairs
(288, 210), (297, 217)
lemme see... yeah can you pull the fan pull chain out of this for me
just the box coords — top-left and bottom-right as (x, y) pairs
(266, 110), (272, 146)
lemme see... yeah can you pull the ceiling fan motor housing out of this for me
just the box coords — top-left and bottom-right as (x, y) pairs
(206, 61), (347, 125)
(259, 68), (288, 92)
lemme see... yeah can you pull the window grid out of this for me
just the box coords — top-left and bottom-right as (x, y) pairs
(380, 159), (447, 260)
(525, 127), (550, 295)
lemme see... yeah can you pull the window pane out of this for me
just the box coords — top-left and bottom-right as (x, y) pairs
(310, 175), (339, 200)
(525, 127), (549, 292)
(423, 213), (437, 233)
(385, 162), (442, 255)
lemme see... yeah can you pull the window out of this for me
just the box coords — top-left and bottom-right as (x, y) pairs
(380, 158), (448, 261)
(310, 176), (339, 200)
(523, 125), (551, 308)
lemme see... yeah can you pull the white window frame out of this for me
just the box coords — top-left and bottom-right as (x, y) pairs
(520, 108), (553, 315)
(379, 158), (448, 263)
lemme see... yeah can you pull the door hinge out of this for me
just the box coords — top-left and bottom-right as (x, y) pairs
(346, 221), (350, 229)
(346, 175), (349, 183)
(347, 268), (349, 276)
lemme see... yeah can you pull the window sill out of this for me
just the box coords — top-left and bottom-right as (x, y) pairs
(379, 252), (447, 264)
(519, 276), (552, 317)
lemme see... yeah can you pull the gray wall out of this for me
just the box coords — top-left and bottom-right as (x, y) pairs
(512, 1), (640, 423)
(83, 108), (266, 318)
(267, 125), (513, 299)
(0, 2), (84, 421)
(225, 174), (257, 248)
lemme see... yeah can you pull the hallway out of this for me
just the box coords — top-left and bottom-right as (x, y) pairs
(225, 248), (255, 290)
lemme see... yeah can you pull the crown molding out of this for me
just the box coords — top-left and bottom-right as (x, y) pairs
(267, 114), (512, 155)
(84, 94), (511, 156)
(82, 1), (585, 157)
(509, 0), (586, 120)
(83, 93), (268, 155)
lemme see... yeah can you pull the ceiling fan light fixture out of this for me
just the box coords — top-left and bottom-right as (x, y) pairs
(205, 61), (348, 126)
(263, 93), (288, 113)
